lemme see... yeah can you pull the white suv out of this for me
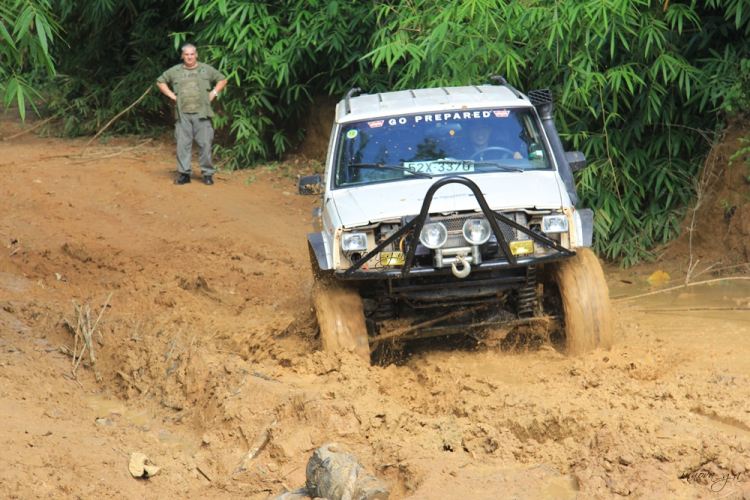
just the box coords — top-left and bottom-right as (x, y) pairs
(299, 80), (612, 363)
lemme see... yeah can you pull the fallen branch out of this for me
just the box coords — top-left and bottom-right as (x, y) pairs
(1, 115), (56, 141)
(235, 421), (276, 473)
(81, 87), (152, 155)
(165, 328), (182, 361)
(70, 294), (113, 382)
(691, 262), (749, 281)
(612, 277), (750, 303)
(2, 100), (83, 142)
(370, 308), (475, 344)
(74, 139), (153, 164)
(91, 293), (113, 345)
(641, 307), (750, 313)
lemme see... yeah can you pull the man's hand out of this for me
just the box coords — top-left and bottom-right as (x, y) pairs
(210, 80), (228, 104)
(156, 82), (177, 101)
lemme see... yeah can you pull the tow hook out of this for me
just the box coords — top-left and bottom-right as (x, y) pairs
(451, 254), (471, 278)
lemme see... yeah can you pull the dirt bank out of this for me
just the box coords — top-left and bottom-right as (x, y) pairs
(2, 113), (750, 500)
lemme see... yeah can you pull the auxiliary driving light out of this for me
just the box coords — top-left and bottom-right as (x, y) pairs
(342, 232), (368, 252)
(542, 214), (568, 234)
(419, 222), (448, 249)
(462, 218), (491, 245)
(510, 240), (534, 256)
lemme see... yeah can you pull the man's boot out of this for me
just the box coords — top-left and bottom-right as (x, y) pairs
(204, 175), (214, 185)
(174, 174), (191, 185)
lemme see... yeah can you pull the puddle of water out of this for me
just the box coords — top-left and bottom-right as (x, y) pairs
(158, 430), (199, 454)
(625, 279), (750, 308)
(541, 475), (577, 500)
(617, 280), (750, 375)
(85, 395), (152, 426)
(701, 414), (750, 440)
(85, 395), (198, 454)
(660, 415), (750, 442)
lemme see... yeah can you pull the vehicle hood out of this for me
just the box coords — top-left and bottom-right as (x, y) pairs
(331, 172), (564, 228)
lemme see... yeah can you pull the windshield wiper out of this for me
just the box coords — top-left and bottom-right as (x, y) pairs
(347, 163), (433, 179)
(432, 159), (523, 173)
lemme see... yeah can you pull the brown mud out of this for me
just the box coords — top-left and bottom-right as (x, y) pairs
(311, 280), (370, 362)
(2, 112), (750, 500)
(549, 247), (613, 355)
(666, 118), (750, 267)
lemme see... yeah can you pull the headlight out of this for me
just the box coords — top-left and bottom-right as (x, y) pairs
(462, 218), (491, 245)
(419, 222), (448, 249)
(542, 215), (568, 234)
(342, 232), (368, 252)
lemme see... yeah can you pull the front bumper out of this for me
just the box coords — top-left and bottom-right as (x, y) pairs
(341, 175), (575, 279)
(336, 251), (571, 279)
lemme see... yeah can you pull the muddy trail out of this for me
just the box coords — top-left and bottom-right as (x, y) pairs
(2, 113), (750, 500)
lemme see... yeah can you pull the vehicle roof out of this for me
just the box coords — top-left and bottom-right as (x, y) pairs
(336, 85), (533, 123)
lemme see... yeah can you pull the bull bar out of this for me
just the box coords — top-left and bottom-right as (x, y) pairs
(340, 176), (575, 279)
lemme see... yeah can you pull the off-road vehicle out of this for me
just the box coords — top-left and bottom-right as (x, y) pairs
(299, 79), (612, 363)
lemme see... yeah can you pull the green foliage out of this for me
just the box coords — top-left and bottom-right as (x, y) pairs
(43, 1), (190, 135)
(364, 0), (747, 265)
(728, 136), (750, 182)
(181, 0), (378, 166)
(21, 0), (750, 264)
(0, 0), (61, 120)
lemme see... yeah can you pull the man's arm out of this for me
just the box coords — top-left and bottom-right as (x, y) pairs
(209, 79), (227, 102)
(156, 82), (177, 102)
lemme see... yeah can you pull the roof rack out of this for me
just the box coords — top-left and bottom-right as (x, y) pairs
(489, 75), (524, 100)
(345, 87), (362, 114)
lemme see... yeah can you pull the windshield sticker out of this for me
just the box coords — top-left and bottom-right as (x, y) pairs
(346, 130), (358, 139)
(387, 118), (408, 125)
(374, 109), (516, 127)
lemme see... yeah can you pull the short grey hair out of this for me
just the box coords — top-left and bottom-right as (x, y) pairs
(181, 43), (197, 54)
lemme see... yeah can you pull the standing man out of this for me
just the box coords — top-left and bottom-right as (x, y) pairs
(156, 43), (227, 185)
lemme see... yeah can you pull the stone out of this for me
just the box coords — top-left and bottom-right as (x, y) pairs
(129, 452), (161, 478)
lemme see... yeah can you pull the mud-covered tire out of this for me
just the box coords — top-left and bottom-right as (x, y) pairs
(549, 248), (613, 355)
(311, 280), (370, 363)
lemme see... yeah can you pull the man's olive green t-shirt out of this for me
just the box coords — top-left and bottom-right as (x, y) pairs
(156, 62), (226, 121)
(179, 67), (201, 114)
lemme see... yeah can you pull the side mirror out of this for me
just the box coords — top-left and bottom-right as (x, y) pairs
(298, 174), (324, 195)
(565, 151), (586, 173)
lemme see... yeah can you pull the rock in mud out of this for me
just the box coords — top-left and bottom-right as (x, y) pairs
(129, 452), (160, 478)
(306, 443), (389, 500)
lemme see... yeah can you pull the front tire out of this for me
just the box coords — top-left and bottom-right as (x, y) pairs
(310, 280), (370, 363)
(549, 248), (613, 355)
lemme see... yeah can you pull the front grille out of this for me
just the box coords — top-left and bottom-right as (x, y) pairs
(432, 212), (522, 248)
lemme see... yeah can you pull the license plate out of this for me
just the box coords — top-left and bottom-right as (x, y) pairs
(403, 161), (475, 175)
(380, 252), (405, 266)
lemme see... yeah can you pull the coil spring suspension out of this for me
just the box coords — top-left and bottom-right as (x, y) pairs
(372, 281), (397, 321)
(517, 265), (538, 318)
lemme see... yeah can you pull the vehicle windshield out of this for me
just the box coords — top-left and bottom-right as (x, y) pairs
(333, 107), (550, 187)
